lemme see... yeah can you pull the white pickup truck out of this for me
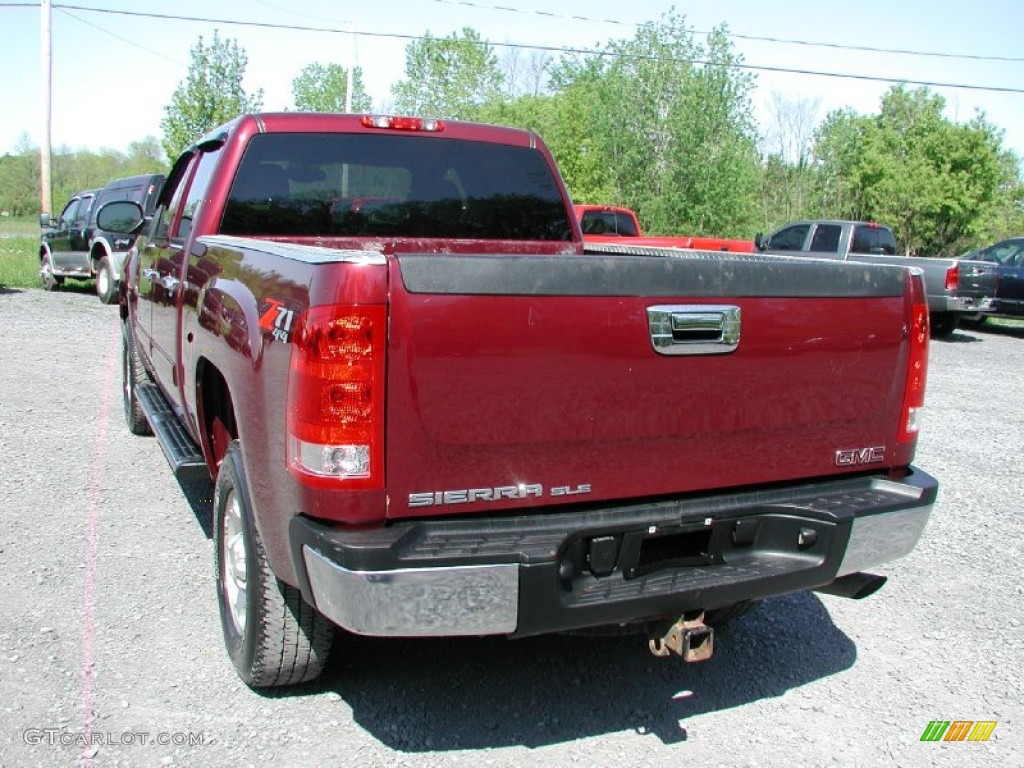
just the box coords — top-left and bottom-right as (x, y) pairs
(755, 219), (998, 337)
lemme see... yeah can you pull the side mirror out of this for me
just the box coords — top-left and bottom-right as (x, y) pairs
(39, 213), (51, 228)
(754, 232), (764, 250)
(96, 200), (145, 235)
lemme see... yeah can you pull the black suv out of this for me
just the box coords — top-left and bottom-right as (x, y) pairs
(90, 174), (165, 303)
(39, 173), (164, 303)
(39, 189), (99, 291)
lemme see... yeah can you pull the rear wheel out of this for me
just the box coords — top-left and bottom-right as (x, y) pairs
(40, 255), (63, 291)
(122, 325), (152, 436)
(96, 256), (117, 304)
(930, 313), (960, 338)
(215, 441), (333, 687)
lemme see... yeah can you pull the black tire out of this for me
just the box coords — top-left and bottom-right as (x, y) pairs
(704, 600), (759, 627)
(96, 256), (117, 304)
(40, 254), (63, 291)
(122, 324), (152, 436)
(930, 313), (960, 339)
(214, 441), (333, 688)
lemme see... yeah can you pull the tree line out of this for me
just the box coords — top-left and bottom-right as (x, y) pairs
(4, 13), (1022, 255)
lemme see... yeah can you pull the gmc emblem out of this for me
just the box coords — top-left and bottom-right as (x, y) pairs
(835, 446), (886, 467)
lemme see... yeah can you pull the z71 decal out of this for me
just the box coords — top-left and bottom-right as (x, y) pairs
(258, 298), (297, 343)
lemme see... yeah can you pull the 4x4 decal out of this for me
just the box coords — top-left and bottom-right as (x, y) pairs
(258, 298), (296, 343)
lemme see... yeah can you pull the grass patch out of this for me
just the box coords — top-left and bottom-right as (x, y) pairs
(0, 216), (40, 238)
(989, 316), (1024, 328)
(0, 236), (39, 289)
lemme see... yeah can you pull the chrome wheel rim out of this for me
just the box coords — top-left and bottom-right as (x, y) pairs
(222, 489), (248, 635)
(97, 266), (108, 296)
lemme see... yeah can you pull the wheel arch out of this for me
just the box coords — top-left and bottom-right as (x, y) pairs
(196, 358), (238, 481)
(90, 238), (113, 271)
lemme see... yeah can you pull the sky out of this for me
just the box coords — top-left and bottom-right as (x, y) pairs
(1, 0), (1023, 160)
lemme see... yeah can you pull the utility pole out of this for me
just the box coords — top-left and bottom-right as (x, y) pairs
(40, 0), (52, 216)
(344, 22), (354, 113)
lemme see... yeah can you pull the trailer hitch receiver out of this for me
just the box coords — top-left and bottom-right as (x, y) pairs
(648, 613), (714, 662)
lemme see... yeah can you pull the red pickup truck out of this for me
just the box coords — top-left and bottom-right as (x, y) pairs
(574, 204), (754, 252)
(97, 112), (937, 688)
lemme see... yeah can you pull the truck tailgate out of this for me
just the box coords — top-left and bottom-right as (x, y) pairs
(385, 251), (912, 519)
(956, 259), (999, 299)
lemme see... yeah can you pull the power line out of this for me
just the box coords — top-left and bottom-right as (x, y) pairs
(430, 0), (1024, 63)
(55, 8), (187, 67)
(42, 3), (1024, 95)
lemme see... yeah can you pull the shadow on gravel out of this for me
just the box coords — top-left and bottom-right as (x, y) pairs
(965, 321), (1024, 340)
(178, 475), (214, 539)
(263, 591), (855, 750)
(934, 329), (985, 343)
(0, 286), (24, 295)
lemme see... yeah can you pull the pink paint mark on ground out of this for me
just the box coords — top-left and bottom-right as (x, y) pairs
(80, 317), (120, 767)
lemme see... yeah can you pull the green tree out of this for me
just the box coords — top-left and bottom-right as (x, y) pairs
(161, 31), (263, 160)
(392, 28), (504, 119)
(758, 93), (821, 227)
(292, 62), (371, 112)
(124, 137), (166, 174)
(543, 13), (760, 237)
(812, 85), (1015, 255)
(0, 135), (39, 216)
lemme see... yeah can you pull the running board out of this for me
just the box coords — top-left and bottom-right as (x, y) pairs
(135, 382), (209, 482)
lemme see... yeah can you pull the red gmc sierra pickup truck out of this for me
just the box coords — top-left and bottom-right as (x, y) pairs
(97, 112), (938, 688)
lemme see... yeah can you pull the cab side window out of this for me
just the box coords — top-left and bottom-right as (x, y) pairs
(768, 224), (809, 251)
(851, 226), (897, 255)
(59, 198), (81, 228)
(175, 149), (222, 242)
(73, 194), (96, 228)
(151, 152), (197, 244)
(809, 224), (841, 253)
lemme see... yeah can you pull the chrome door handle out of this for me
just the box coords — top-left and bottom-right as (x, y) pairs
(647, 305), (741, 356)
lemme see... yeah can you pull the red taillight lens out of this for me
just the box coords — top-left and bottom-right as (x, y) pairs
(944, 263), (959, 292)
(287, 305), (386, 488)
(360, 115), (445, 132)
(899, 272), (929, 443)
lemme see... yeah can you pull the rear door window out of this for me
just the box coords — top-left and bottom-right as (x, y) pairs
(581, 210), (639, 236)
(809, 224), (841, 253)
(221, 133), (573, 240)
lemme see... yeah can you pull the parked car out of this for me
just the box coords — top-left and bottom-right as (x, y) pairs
(90, 174), (165, 303)
(964, 237), (1024, 318)
(755, 220), (999, 337)
(38, 174), (165, 302)
(574, 204), (754, 252)
(39, 189), (99, 290)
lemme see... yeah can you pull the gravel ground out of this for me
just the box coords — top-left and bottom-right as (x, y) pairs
(0, 287), (1021, 768)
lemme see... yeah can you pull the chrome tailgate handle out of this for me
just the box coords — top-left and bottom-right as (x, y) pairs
(647, 305), (741, 355)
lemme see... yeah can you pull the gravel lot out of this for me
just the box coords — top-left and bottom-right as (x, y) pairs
(1, 287), (1021, 768)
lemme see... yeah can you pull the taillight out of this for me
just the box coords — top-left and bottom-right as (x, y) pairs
(360, 115), (445, 132)
(899, 272), (929, 443)
(944, 263), (959, 292)
(287, 305), (386, 488)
